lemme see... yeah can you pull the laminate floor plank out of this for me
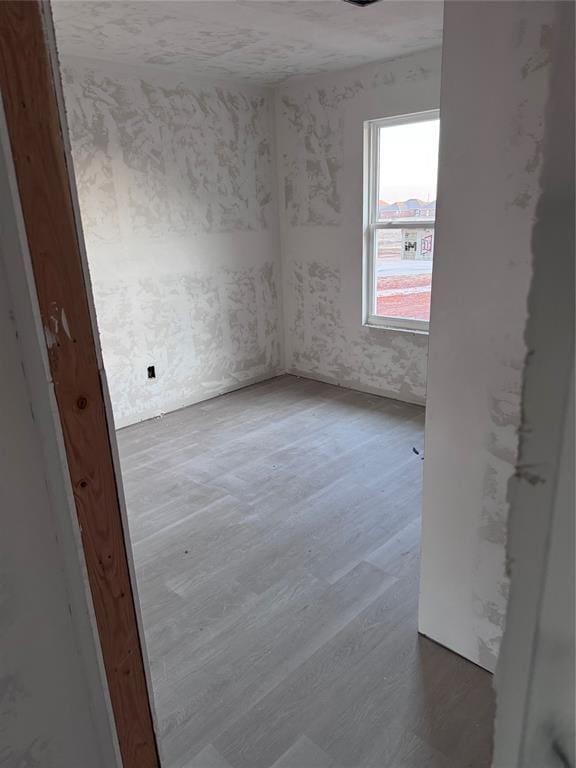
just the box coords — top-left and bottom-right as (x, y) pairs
(118, 376), (494, 768)
(187, 744), (234, 768)
(158, 564), (397, 768)
(269, 736), (340, 768)
(213, 574), (420, 768)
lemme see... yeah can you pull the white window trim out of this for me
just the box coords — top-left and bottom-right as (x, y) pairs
(363, 109), (439, 333)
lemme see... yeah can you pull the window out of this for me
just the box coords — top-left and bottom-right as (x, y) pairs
(363, 110), (440, 332)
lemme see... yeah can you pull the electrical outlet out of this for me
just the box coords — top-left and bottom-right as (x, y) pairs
(147, 365), (156, 379)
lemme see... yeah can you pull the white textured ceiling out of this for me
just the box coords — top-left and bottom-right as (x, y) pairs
(52, 0), (443, 86)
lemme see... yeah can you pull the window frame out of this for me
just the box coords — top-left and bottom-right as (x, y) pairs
(363, 109), (440, 333)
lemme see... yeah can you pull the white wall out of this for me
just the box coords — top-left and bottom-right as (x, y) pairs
(419, 1), (560, 671)
(521, 379), (575, 765)
(0, 100), (118, 767)
(275, 48), (441, 404)
(494, 2), (574, 760)
(60, 57), (283, 428)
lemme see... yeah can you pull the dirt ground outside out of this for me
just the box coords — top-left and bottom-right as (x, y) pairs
(375, 259), (432, 321)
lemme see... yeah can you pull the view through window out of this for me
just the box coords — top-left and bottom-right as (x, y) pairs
(365, 112), (440, 330)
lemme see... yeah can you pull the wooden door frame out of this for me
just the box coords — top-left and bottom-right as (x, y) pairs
(0, 3), (160, 766)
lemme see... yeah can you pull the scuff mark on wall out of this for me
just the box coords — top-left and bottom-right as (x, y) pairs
(0, 574), (18, 635)
(0, 674), (53, 767)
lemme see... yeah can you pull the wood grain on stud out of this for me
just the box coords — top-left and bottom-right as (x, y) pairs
(0, 3), (160, 766)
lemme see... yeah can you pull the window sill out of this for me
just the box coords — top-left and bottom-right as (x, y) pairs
(363, 321), (429, 336)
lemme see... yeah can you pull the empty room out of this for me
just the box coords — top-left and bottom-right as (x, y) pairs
(2, 1), (571, 768)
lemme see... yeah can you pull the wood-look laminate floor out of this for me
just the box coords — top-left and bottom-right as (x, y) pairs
(117, 376), (494, 768)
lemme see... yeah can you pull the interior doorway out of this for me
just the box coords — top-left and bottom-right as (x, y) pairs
(5, 1), (495, 766)
(2, 1), (573, 766)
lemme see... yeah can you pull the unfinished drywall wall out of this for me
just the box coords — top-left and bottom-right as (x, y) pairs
(0, 108), (118, 766)
(494, 3), (574, 760)
(419, 1), (559, 671)
(59, 57), (282, 428)
(518, 377), (575, 766)
(0, 258), (112, 768)
(275, 48), (441, 403)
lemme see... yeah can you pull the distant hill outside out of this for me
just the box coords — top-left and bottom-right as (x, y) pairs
(379, 198), (436, 218)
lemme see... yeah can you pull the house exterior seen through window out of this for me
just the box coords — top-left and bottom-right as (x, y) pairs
(364, 111), (440, 332)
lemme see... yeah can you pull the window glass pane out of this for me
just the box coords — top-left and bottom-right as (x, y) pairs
(374, 228), (434, 322)
(378, 119), (439, 223)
